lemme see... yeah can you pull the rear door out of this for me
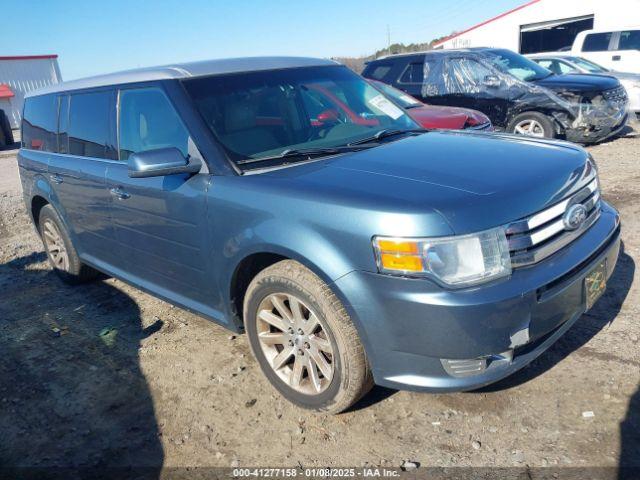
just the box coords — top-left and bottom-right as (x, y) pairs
(394, 59), (426, 99)
(613, 30), (640, 73)
(105, 84), (211, 307)
(47, 89), (119, 263)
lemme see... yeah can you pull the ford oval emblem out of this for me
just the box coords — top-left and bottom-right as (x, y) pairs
(563, 204), (588, 231)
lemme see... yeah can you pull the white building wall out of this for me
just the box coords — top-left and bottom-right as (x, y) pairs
(435, 0), (640, 51)
(0, 57), (62, 129)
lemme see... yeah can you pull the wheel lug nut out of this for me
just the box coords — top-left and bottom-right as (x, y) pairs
(288, 340), (294, 346)
(304, 342), (310, 349)
(298, 349), (304, 356)
(297, 328), (304, 335)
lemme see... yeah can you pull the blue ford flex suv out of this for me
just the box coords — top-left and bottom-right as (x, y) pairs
(18, 57), (621, 413)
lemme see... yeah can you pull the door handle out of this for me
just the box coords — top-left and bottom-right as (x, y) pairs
(50, 173), (63, 184)
(109, 187), (131, 200)
(612, 55), (621, 61)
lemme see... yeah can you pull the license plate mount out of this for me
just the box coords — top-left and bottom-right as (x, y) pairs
(585, 260), (607, 311)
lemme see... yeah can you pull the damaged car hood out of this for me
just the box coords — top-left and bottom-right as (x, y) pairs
(531, 73), (621, 94)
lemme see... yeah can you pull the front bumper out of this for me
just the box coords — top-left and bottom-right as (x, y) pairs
(333, 201), (621, 392)
(565, 112), (629, 144)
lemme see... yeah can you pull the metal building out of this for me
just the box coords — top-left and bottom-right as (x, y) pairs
(0, 55), (62, 129)
(433, 0), (640, 53)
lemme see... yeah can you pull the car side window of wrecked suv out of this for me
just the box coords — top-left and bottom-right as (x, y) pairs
(118, 87), (192, 161)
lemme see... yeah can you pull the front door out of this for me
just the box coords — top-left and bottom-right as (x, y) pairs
(105, 86), (211, 309)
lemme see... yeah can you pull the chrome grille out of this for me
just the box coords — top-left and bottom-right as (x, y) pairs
(603, 86), (628, 105)
(506, 177), (601, 267)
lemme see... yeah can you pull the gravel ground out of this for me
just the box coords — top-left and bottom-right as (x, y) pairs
(0, 127), (639, 474)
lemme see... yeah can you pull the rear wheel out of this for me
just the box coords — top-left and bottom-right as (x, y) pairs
(244, 260), (373, 414)
(38, 204), (98, 284)
(508, 112), (555, 139)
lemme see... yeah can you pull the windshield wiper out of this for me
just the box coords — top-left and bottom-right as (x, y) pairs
(347, 128), (429, 146)
(236, 146), (366, 166)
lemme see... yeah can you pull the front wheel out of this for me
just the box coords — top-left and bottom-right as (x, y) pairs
(244, 260), (373, 414)
(508, 112), (556, 139)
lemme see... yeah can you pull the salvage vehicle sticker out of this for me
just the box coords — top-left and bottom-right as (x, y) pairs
(368, 94), (404, 120)
(585, 260), (607, 310)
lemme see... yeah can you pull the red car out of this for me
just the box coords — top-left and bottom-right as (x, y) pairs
(369, 79), (492, 131)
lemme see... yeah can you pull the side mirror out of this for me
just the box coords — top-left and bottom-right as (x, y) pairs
(127, 147), (201, 178)
(482, 75), (502, 88)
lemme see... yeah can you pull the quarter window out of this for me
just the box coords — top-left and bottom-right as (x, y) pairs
(399, 62), (424, 84)
(21, 94), (58, 152)
(583, 32), (613, 52)
(619, 30), (640, 50)
(118, 87), (190, 161)
(67, 91), (116, 159)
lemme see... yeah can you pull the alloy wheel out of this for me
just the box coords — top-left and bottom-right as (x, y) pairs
(513, 119), (546, 137)
(256, 293), (335, 395)
(42, 219), (70, 271)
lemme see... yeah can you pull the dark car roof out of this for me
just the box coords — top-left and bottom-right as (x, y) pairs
(371, 47), (501, 63)
(27, 56), (339, 98)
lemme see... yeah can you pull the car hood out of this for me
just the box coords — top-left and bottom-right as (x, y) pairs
(261, 131), (590, 234)
(609, 71), (640, 82)
(408, 105), (491, 130)
(532, 73), (620, 93)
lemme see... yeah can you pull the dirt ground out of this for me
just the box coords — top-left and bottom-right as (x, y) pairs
(0, 126), (639, 474)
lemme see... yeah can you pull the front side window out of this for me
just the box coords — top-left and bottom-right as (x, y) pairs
(182, 65), (417, 166)
(484, 49), (551, 82)
(67, 91), (116, 159)
(21, 94), (58, 152)
(118, 87), (190, 161)
(583, 32), (613, 52)
(399, 62), (425, 84)
(619, 30), (640, 50)
(445, 57), (495, 93)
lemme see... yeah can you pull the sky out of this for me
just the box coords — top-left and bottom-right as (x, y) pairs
(4, 0), (526, 80)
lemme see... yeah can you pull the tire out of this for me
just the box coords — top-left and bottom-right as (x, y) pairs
(244, 260), (373, 414)
(38, 204), (98, 284)
(508, 111), (556, 139)
(0, 109), (13, 146)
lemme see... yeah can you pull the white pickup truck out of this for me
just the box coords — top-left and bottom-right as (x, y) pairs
(572, 28), (640, 74)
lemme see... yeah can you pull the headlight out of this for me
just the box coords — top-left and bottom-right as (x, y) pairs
(373, 227), (512, 287)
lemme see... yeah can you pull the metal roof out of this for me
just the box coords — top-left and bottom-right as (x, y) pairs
(26, 56), (339, 98)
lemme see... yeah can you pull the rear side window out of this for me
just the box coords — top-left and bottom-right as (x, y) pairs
(399, 62), (424, 84)
(22, 94), (58, 152)
(118, 87), (190, 161)
(619, 30), (640, 50)
(367, 64), (393, 80)
(67, 91), (116, 159)
(582, 32), (613, 52)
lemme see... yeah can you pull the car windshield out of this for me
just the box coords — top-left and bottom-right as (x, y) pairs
(182, 65), (418, 169)
(369, 80), (423, 108)
(485, 49), (552, 82)
(569, 56), (609, 73)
